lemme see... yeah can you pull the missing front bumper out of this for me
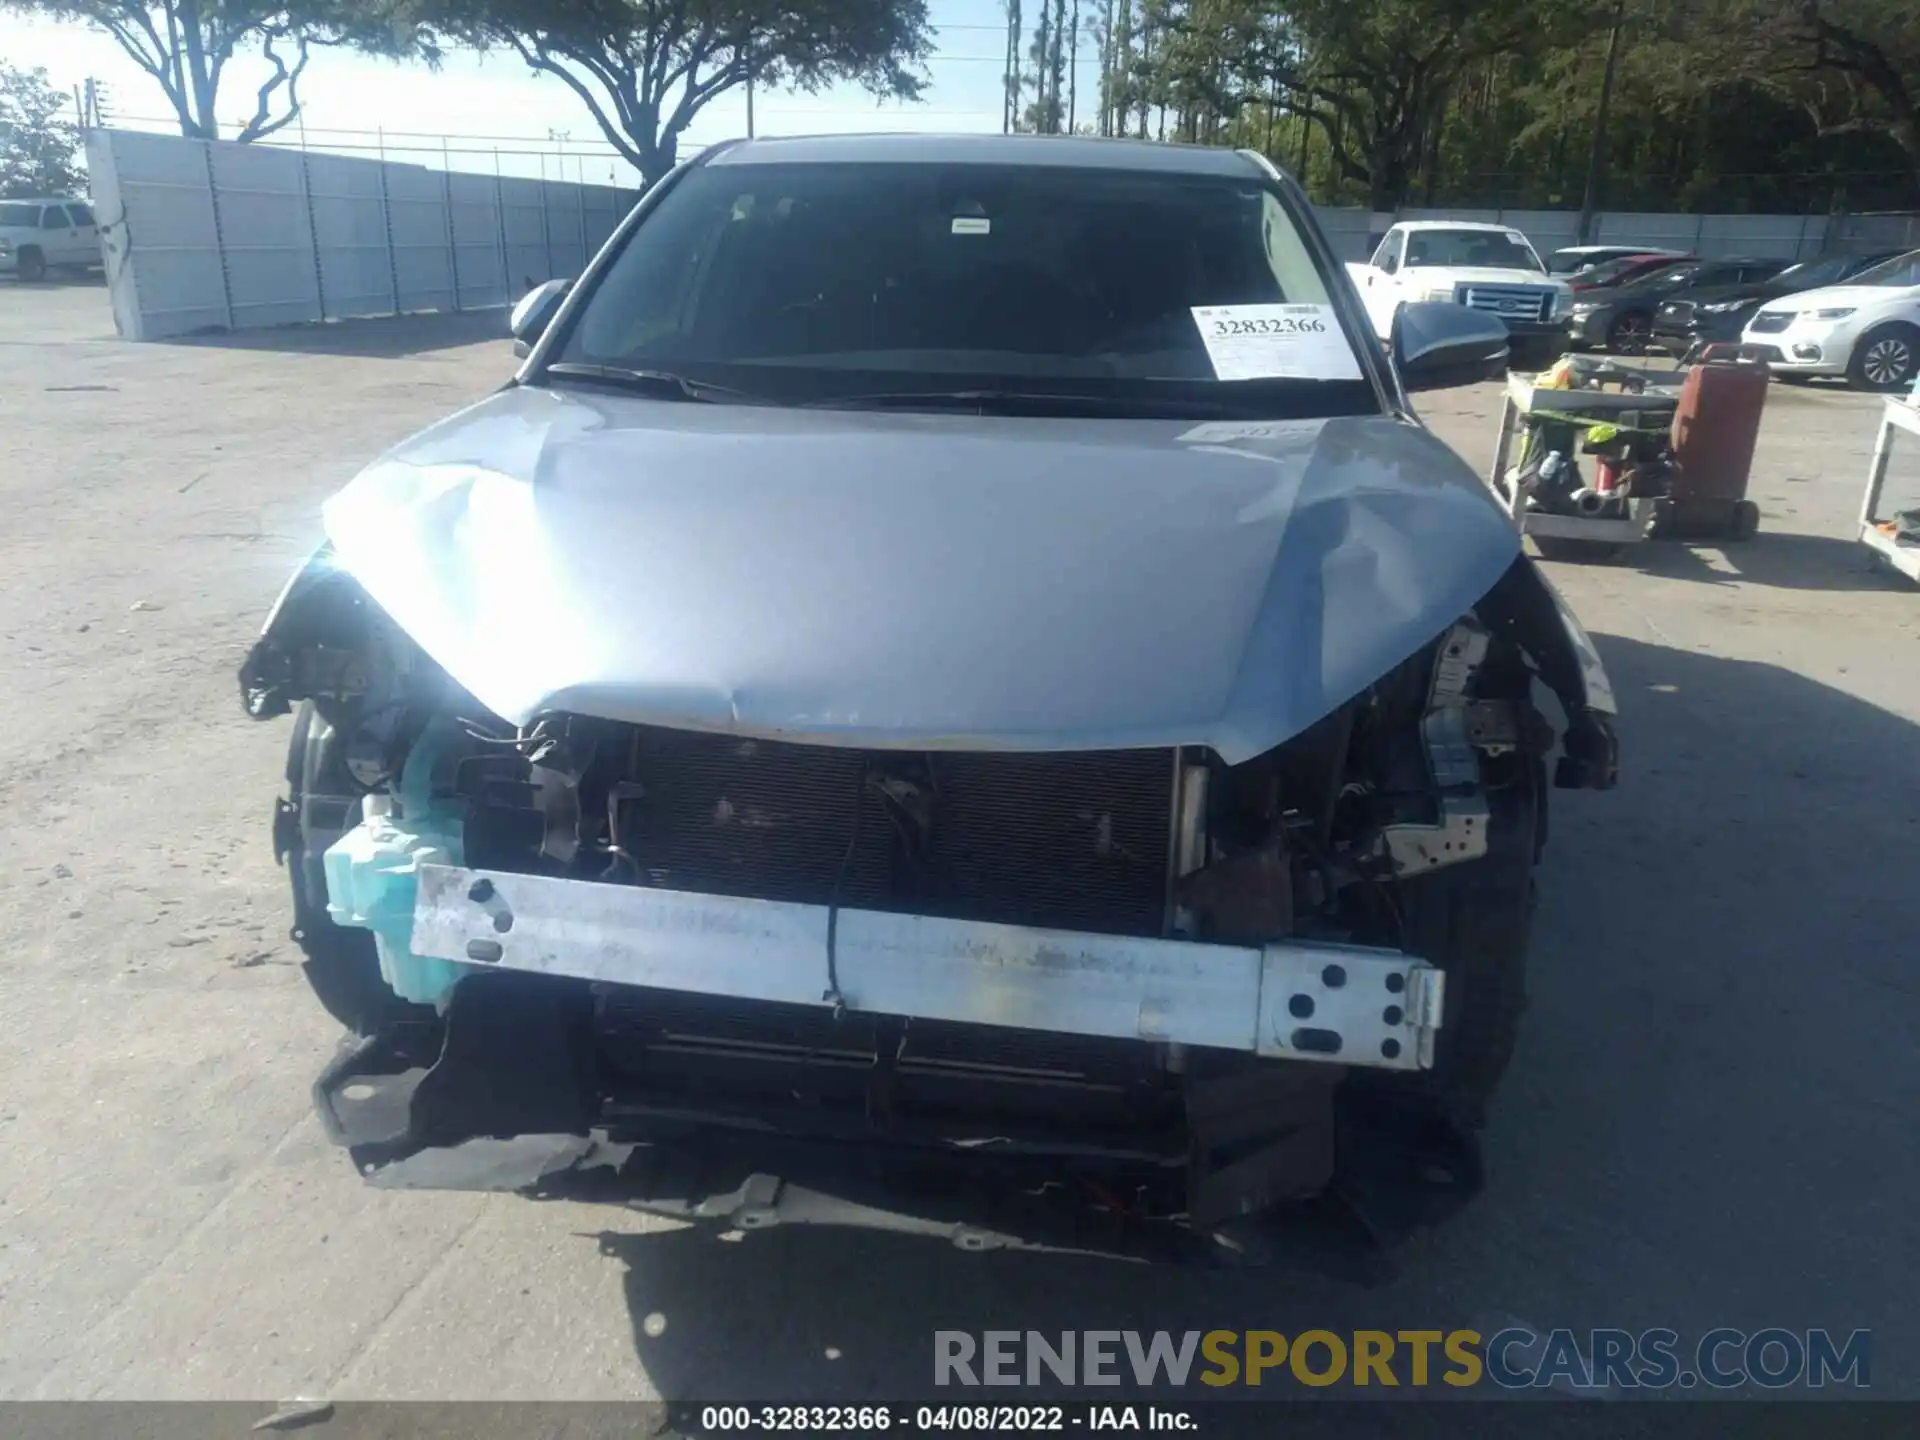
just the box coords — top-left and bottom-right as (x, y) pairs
(312, 977), (1483, 1272)
(410, 864), (1444, 1072)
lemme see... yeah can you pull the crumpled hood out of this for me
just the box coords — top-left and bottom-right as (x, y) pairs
(322, 384), (1521, 764)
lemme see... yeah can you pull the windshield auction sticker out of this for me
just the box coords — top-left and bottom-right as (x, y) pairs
(1191, 304), (1363, 382)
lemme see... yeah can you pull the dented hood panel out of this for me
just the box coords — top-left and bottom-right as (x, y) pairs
(321, 384), (1520, 765)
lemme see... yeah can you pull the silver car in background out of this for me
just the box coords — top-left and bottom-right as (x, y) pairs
(240, 134), (1617, 1266)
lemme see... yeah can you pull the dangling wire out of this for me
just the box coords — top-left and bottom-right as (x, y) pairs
(822, 761), (869, 1020)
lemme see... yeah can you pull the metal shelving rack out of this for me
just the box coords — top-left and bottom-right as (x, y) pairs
(1858, 394), (1920, 585)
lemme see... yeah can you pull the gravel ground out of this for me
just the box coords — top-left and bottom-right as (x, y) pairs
(2, 278), (1917, 1404)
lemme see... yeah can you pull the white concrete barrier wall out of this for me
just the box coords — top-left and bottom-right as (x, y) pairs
(87, 127), (640, 341)
(85, 127), (1904, 340)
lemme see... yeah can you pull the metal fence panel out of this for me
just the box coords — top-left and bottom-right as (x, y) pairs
(499, 176), (551, 295)
(448, 171), (507, 310)
(208, 141), (321, 329)
(81, 128), (1918, 343)
(384, 160), (456, 312)
(1831, 213), (1920, 254)
(582, 185), (625, 259)
(88, 127), (626, 339)
(87, 129), (228, 339)
(304, 151), (394, 320)
(1313, 206), (1374, 261)
(542, 179), (587, 281)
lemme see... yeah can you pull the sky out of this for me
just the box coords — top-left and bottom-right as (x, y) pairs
(1, 8), (1113, 183)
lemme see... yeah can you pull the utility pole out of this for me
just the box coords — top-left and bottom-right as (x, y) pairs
(747, 77), (755, 137)
(1576, 0), (1626, 245)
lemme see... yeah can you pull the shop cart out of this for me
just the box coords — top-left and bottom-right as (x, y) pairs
(1859, 393), (1920, 585)
(1487, 358), (1683, 562)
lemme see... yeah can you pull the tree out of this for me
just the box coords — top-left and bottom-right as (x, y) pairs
(1272, 0), (1607, 211)
(1, 2), (430, 141)
(410, 0), (932, 186)
(1708, 0), (1920, 198)
(1, 63), (84, 196)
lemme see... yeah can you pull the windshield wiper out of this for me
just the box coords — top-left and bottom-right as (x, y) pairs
(799, 389), (1250, 418)
(541, 362), (759, 404)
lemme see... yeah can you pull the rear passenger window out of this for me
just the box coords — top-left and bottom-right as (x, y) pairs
(42, 206), (70, 229)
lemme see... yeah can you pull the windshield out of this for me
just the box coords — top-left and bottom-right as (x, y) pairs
(552, 159), (1371, 414)
(1580, 255), (1677, 286)
(1551, 249), (1636, 275)
(1847, 250), (1920, 287)
(1640, 264), (1709, 290)
(1404, 228), (1543, 272)
(1776, 255), (1860, 288)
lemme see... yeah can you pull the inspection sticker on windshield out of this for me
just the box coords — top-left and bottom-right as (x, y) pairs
(1191, 304), (1362, 382)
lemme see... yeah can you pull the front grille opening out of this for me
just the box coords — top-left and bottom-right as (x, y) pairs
(464, 723), (1181, 940)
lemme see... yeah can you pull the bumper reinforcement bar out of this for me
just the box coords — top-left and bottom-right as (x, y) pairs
(410, 864), (1443, 1072)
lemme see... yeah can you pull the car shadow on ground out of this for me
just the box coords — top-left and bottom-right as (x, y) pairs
(1630, 530), (1917, 592)
(159, 307), (513, 359)
(587, 633), (1920, 1408)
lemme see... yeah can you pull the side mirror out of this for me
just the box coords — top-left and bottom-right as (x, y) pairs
(1392, 301), (1511, 391)
(510, 278), (571, 357)
(1379, 254), (1399, 275)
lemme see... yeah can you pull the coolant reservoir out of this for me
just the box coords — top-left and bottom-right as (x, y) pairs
(321, 720), (475, 1007)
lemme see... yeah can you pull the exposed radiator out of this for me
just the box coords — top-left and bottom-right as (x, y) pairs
(605, 727), (1178, 939)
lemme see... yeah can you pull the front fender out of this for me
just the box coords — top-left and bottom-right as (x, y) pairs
(238, 543), (382, 720)
(1479, 556), (1619, 791)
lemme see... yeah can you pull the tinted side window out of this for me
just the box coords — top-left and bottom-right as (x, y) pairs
(0, 203), (39, 226)
(68, 203), (95, 226)
(42, 206), (71, 229)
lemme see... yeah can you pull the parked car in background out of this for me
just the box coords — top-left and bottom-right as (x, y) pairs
(1741, 248), (1920, 391)
(1651, 251), (1904, 357)
(0, 198), (102, 282)
(1347, 220), (1573, 363)
(1547, 244), (1689, 276)
(1566, 257), (1789, 352)
(1566, 253), (1696, 292)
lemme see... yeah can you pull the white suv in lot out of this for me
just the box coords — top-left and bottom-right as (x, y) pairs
(0, 198), (103, 283)
(1740, 248), (1920, 391)
(1347, 221), (1574, 363)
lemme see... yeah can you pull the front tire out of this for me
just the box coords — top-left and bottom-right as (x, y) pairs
(1849, 324), (1919, 393)
(282, 701), (407, 1035)
(1382, 761), (1544, 1128)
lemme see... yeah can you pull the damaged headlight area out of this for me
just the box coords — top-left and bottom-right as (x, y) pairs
(244, 550), (1615, 1268)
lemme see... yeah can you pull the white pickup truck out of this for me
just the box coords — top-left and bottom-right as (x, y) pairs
(1346, 221), (1573, 363)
